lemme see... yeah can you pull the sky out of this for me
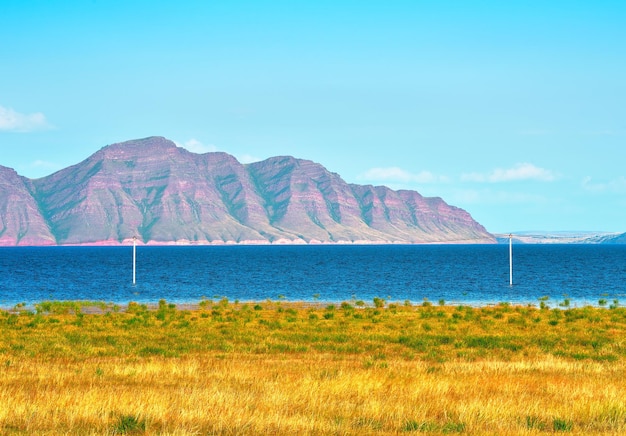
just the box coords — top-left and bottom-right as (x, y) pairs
(1, 1), (625, 233)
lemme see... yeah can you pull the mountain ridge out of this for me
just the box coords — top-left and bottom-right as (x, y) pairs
(1, 136), (495, 246)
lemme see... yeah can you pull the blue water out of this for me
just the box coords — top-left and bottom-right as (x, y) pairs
(1, 245), (625, 308)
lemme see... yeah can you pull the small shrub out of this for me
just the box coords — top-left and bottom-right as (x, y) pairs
(126, 302), (144, 314)
(373, 297), (385, 308)
(113, 414), (146, 434)
(341, 302), (353, 310)
(553, 418), (573, 432)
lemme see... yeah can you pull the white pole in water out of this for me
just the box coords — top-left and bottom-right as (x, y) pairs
(509, 233), (513, 286)
(133, 236), (137, 285)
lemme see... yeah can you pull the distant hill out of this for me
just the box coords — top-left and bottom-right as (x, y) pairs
(593, 233), (626, 244)
(1, 136), (495, 246)
(495, 231), (625, 244)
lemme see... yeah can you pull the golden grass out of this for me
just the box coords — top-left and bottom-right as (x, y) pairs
(1, 300), (626, 434)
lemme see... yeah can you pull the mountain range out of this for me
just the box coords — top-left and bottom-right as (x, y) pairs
(0, 136), (495, 246)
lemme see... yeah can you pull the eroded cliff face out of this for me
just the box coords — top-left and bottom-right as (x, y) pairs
(0, 165), (55, 245)
(1, 136), (495, 245)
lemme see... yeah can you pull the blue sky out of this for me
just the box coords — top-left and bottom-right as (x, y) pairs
(1, 1), (624, 233)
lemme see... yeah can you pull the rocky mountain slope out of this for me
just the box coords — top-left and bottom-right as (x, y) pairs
(1, 137), (495, 245)
(0, 165), (56, 245)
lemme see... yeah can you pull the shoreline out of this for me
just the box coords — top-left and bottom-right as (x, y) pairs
(2, 297), (619, 313)
(0, 238), (497, 247)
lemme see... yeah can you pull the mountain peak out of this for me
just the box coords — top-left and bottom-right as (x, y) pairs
(99, 136), (178, 158)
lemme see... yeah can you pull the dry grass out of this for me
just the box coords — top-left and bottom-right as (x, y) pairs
(1, 299), (626, 434)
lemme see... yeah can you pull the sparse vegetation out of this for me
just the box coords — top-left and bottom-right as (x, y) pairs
(1, 299), (626, 434)
(113, 414), (146, 434)
(373, 296), (386, 308)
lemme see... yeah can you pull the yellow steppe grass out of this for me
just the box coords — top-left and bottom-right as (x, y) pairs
(1, 300), (626, 434)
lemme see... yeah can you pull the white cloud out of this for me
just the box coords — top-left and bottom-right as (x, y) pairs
(238, 154), (262, 164)
(582, 176), (626, 194)
(176, 138), (217, 154)
(0, 105), (53, 132)
(462, 163), (556, 183)
(359, 167), (449, 184)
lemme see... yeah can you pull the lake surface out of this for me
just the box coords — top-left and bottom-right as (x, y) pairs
(1, 245), (625, 308)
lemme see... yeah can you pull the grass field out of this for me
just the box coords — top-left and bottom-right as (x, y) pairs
(1, 298), (626, 434)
